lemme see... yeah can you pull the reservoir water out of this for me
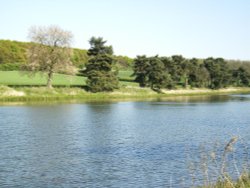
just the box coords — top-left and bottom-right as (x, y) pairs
(1, 95), (250, 187)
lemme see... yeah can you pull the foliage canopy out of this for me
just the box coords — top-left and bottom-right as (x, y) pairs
(85, 37), (119, 92)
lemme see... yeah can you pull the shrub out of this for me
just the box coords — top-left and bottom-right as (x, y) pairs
(0, 63), (21, 71)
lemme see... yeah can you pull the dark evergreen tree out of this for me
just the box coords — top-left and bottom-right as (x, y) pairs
(133, 55), (172, 91)
(232, 67), (250, 86)
(85, 37), (118, 92)
(159, 57), (175, 88)
(147, 56), (172, 91)
(180, 59), (192, 88)
(170, 55), (185, 85)
(187, 58), (210, 88)
(132, 55), (150, 87)
(204, 57), (231, 89)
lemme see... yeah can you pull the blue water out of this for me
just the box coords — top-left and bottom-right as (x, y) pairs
(0, 95), (250, 187)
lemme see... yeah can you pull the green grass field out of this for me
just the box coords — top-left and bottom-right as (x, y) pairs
(118, 70), (138, 86)
(1, 70), (250, 103)
(117, 70), (134, 81)
(0, 70), (138, 87)
(0, 71), (86, 86)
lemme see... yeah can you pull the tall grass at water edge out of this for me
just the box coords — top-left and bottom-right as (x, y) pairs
(189, 137), (250, 188)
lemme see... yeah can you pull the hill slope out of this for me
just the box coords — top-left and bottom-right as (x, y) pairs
(0, 40), (133, 70)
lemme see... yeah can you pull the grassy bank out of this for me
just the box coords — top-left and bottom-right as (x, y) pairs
(1, 85), (250, 103)
(1, 70), (250, 103)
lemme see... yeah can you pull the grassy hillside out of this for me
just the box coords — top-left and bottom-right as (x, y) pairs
(0, 40), (88, 68)
(0, 40), (133, 70)
(0, 40), (28, 64)
(117, 70), (134, 81)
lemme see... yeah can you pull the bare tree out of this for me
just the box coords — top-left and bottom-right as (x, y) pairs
(26, 25), (74, 88)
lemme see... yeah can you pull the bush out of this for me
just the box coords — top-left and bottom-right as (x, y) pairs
(0, 63), (21, 71)
(86, 70), (119, 92)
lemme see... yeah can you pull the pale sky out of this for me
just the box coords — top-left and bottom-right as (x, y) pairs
(1, 0), (250, 60)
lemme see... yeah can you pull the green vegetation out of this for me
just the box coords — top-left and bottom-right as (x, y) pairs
(25, 26), (74, 88)
(117, 70), (134, 81)
(1, 38), (250, 91)
(0, 70), (135, 87)
(193, 137), (250, 188)
(0, 39), (132, 70)
(0, 70), (249, 101)
(114, 55), (133, 70)
(133, 55), (250, 91)
(0, 40), (27, 64)
(1, 84), (250, 103)
(133, 55), (173, 91)
(0, 63), (21, 71)
(0, 71), (85, 86)
(200, 176), (250, 188)
(0, 85), (155, 102)
(84, 37), (119, 92)
(0, 27), (250, 97)
(71, 48), (88, 68)
(0, 40), (88, 69)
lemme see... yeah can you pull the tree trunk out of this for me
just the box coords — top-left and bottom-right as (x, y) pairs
(47, 71), (53, 88)
(183, 74), (188, 88)
(185, 77), (188, 88)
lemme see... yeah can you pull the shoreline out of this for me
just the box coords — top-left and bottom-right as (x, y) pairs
(0, 85), (250, 103)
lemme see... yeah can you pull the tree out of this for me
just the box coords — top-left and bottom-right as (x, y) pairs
(180, 58), (192, 88)
(184, 58), (209, 88)
(232, 67), (250, 86)
(85, 37), (118, 92)
(204, 57), (231, 89)
(26, 26), (73, 88)
(147, 56), (172, 91)
(170, 55), (185, 85)
(132, 55), (150, 87)
(133, 55), (172, 91)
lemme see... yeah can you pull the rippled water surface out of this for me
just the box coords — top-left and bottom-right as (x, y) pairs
(1, 95), (250, 187)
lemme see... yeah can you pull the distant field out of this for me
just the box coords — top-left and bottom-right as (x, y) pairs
(118, 70), (138, 86)
(118, 70), (134, 81)
(0, 71), (86, 86)
(0, 71), (138, 87)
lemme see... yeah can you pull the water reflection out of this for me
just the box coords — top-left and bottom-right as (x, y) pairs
(2, 94), (250, 106)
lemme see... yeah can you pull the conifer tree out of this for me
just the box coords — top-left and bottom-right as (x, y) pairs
(85, 37), (118, 92)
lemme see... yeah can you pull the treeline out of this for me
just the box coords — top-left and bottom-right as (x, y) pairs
(0, 40), (133, 70)
(133, 55), (250, 91)
(1, 39), (250, 91)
